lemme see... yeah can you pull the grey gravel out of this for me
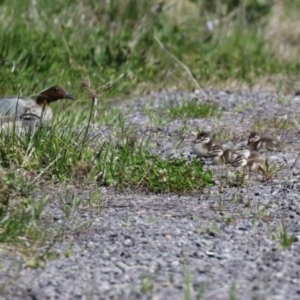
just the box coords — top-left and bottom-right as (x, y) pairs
(1, 89), (300, 300)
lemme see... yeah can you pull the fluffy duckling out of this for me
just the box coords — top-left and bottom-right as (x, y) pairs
(207, 144), (225, 165)
(235, 145), (265, 160)
(232, 155), (266, 172)
(208, 144), (237, 165)
(191, 131), (215, 157)
(222, 148), (238, 164)
(0, 85), (75, 123)
(247, 131), (283, 151)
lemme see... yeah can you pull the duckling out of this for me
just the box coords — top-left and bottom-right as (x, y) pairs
(0, 85), (75, 124)
(232, 155), (266, 172)
(208, 144), (237, 165)
(191, 131), (215, 157)
(247, 131), (283, 151)
(235, 145), (265, 160)
(223, 148), (238, 164)
(207, 144), (225, 165)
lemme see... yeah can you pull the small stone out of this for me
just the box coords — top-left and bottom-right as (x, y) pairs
(123, 238), (134, 247)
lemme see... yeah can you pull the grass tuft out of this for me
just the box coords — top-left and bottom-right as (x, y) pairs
(253, 117), (295, 132)
(165, 100), (221, 120)
(96, 143), (215, 193)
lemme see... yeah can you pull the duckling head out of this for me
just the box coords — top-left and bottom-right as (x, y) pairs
(247, 131), (261, 144)
(193, 131), (211, 145)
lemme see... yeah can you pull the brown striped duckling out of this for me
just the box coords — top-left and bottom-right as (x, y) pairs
(192, 131), (215, 158)
(235, 145), (265, 160)
(247, 131), (283, 151)
(208, 144), (237, 165)
(232, 155), (266, 172)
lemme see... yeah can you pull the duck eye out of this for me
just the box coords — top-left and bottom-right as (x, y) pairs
(53, 87), (59, 92)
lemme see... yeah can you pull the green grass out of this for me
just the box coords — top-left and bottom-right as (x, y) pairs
(141, 275), (155, 294)
(184, 263), (193, 300)
(98, 144), (215, 193)
(229, 283), (237, 300)
(0, 172), (48, 262)
(280, 229), (296, 249)
(0, 118), (215, 192)
(0, 0), (300, 102)
(253, 117), (295, 132)
(279, 221), (297, 249)
(165, 101), (221, 120)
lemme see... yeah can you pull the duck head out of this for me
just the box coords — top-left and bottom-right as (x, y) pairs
(36, 85), (75, 105)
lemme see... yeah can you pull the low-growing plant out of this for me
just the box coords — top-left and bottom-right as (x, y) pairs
(0, 127), (82, 180)
(141, 275), (155, 294)
(224, 213), (235, 225)
(58, 192), (83, 219)
(88, 190), (102, 210)
(0, 195), (48, 255)
(196, 285), (206, 300)
(229, 283), (237, 300)
(197, 222), (220, 236)
(260, 159), (283, 182)
(279, 220), (297, 249)
(96, 142), (215, 193)
(184, 264), (192, 300)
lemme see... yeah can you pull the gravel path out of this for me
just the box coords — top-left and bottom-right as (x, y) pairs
(1, 89), (300, 300)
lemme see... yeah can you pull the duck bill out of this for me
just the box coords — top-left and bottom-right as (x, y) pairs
(65, 92), (75, 100)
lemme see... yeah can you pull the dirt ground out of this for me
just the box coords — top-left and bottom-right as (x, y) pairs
(1, 89), (300, 300)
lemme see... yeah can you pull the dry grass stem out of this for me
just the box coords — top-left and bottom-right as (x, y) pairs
(154, 33), (206, 98)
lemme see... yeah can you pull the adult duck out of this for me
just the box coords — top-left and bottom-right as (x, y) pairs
(0, 85), (75, 122)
